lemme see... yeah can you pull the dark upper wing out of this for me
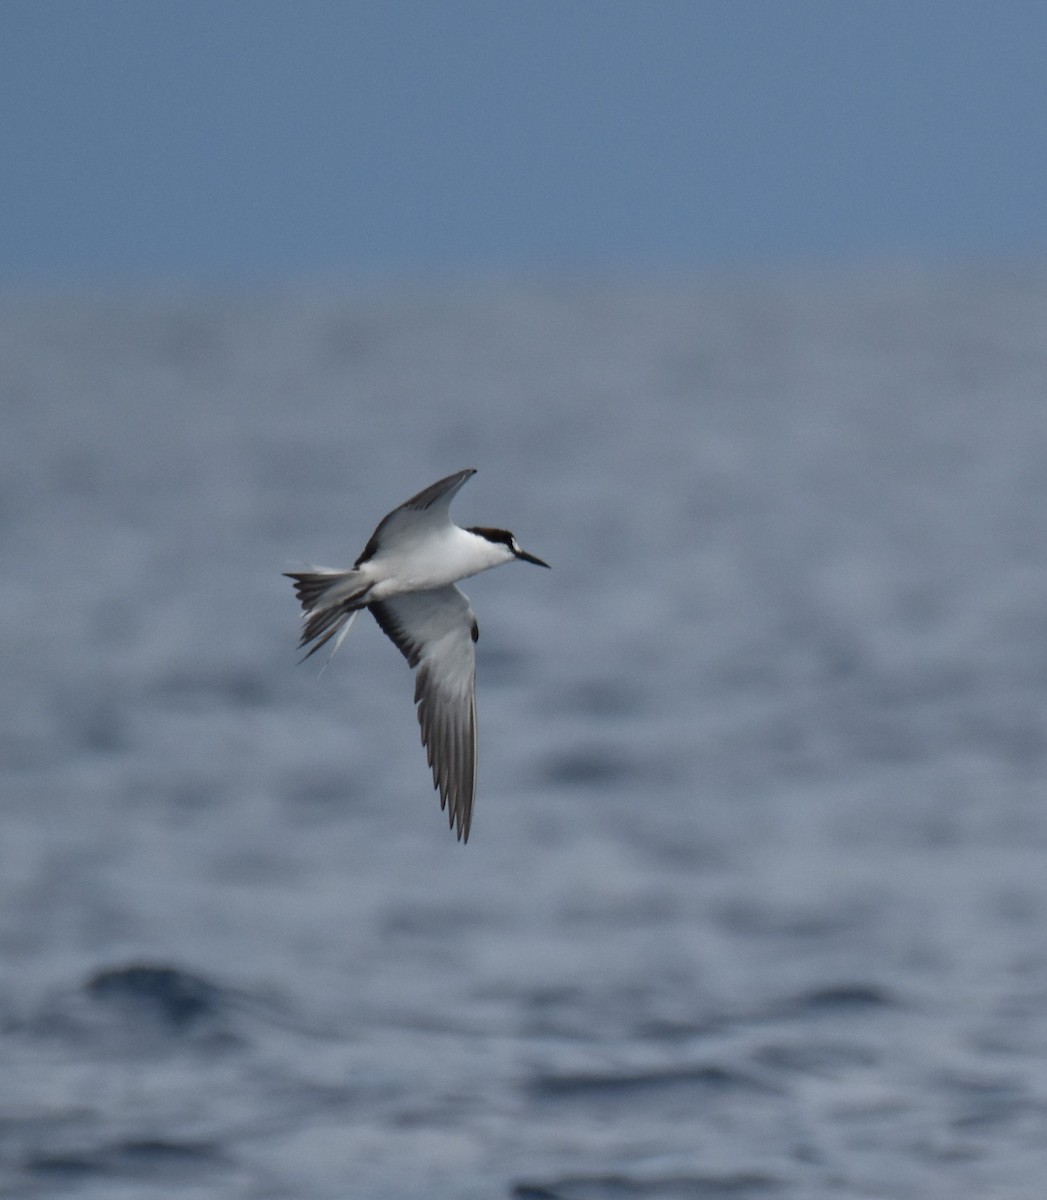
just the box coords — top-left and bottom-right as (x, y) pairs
(355, 469), (477, 566)
(370, 585), (478, 842)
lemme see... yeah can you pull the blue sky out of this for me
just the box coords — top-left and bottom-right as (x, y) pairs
(3, 0), (1046, 283)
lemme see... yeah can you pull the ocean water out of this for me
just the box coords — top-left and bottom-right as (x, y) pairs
(2, 267), (1047, 1198)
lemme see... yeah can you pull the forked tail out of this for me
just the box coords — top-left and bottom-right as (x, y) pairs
(284, 568), (372, 662)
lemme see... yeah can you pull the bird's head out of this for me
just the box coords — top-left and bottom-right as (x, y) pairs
(468, 527), (550, 568)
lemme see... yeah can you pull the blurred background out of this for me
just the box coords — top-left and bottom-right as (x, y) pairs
(4, 3), (1047, 1198)
(4, 0), (1047, 282)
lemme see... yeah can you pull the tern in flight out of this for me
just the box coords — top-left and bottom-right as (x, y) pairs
(285, 469), (548, 842)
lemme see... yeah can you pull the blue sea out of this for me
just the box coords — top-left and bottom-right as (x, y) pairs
(3, 267), (1047, 1198)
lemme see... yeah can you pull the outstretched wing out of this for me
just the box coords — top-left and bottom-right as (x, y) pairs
(369, 586), (478, 842)
(355, 469), (477, 566)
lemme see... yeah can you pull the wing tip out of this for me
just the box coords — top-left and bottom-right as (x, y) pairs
(436, 778), (473, 844)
